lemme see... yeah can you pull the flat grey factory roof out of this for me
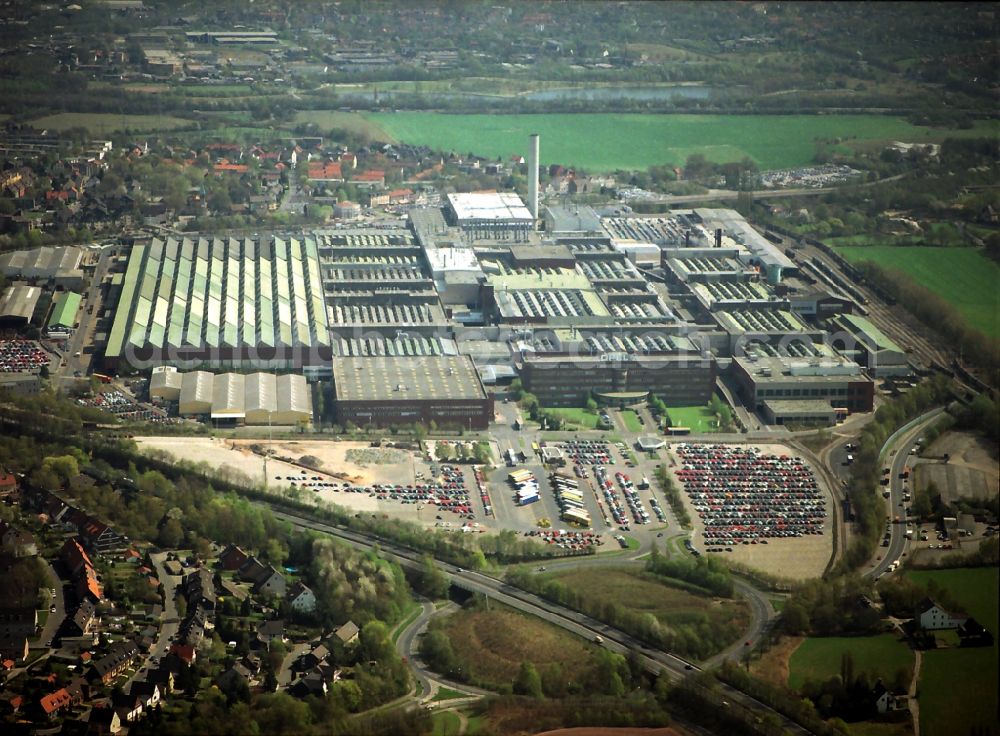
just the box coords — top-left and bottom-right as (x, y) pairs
(333, 355), (486, 402)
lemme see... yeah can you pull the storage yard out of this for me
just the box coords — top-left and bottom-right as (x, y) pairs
(667, 442), (833, 579)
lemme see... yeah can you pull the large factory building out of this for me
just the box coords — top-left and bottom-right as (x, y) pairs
(520, 353), (716, 408)
(333, 355), (493, 430)
(104, 234), (331, 371)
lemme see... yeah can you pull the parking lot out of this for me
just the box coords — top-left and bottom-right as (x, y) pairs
(79, 388), (178, 424)
(667, 442), (833, 579)
(0, 339), (52, 372)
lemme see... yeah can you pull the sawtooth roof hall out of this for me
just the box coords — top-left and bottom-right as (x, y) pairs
(104, 235), (331, 370)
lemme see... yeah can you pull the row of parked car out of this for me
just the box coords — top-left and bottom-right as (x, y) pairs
(615, 471), (651, 526)
(559, 440), (615, 467)
(594, 465), (630, 529)
(673, 443), (826, 546)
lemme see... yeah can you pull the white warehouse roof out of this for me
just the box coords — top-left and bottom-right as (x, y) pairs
(175, 370), (311, 424)
(447, 192), (533, 223)
(150, 365), (183, 401)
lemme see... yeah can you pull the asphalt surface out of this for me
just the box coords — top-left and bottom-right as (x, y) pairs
(34, 561), (65, 650)
(866, 408), (945, 580)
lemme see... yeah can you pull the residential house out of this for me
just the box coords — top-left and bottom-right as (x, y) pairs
(168, 642), (196, 666)
(1, 525), (37, 557)
(287, 581), (316, 614)
(218, 544), (249, 571)
(213, 662), (252, 694)
(307, 161), (343, 182)
(256, 619), (285, 647)
(79, 517), (127, 555)
(241, 652), (262, 675)
(349, 169), (385, 188)
(111, 690), (143, 723)
(288, 670), (327, 699)
(65, 676), (90, 706)
(0, 472), (17, 498)
(76, 565), (103, 604)
(88, 640), (139, 685)
(128, 680), (161, 710)
(87, 705), (122, 735)
(64, 599), (97, 638)
(39, 688), (72, 720)
(334, 620), (360, 646)
(238, 556), (286, 598)
(61, 538), (94, 577)
(0, 634), (29, 664)
(958, 618), (994, 648)
(143, 667), (175, 695)
(297, 644), (328, 671)
(916, 598), (967, 631)
(184, 568), (217, 610)
(872, 680), (898, 714)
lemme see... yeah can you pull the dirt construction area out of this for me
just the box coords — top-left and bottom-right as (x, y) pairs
(665, 442), (834, 581)
(917, 430), (999, 502)
(133, 437), (422, 515)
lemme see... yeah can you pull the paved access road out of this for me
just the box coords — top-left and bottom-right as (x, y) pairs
(867, 408), (945, 580)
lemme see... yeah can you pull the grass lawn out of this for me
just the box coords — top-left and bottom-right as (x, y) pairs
(431, 686), (467, 702)
(620, 410), (643, 433)
(545, 407), (599, 429)
(431, 710), (462, 736)
(390, 600), (423, 645)
(443, 604), (600, 691)
(787, 634), (913, 690)
(464, 713), (487, 735)
(667, 405), (719, 433)
(546, 567), (748, 633)
(836, 245), (1000, 338)
(846, 723), (912, 736)
(366, 113), (999, 172)
(29, 112), (192, 135)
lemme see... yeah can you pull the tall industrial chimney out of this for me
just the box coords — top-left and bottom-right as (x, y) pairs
(527, 133), (540, 221)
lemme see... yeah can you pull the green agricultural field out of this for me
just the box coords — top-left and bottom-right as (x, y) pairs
(443, 605), (599, 691)
(919, 647), (998, 736)
(292, 110), (395, 140)
(787, 634), (913, 690)
(620, 410), (643, 432)
(667, 405), (719, 433)
(366, 113), (998, 172)
(905, 567), (999, 627)
(836, 246), (1000, 338)
(29, 112), (192, 135)
(906, 567), (998, 736)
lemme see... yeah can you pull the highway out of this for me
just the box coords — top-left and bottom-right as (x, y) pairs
(270, 509), (811, 735)
(866, 408), (945, 580)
